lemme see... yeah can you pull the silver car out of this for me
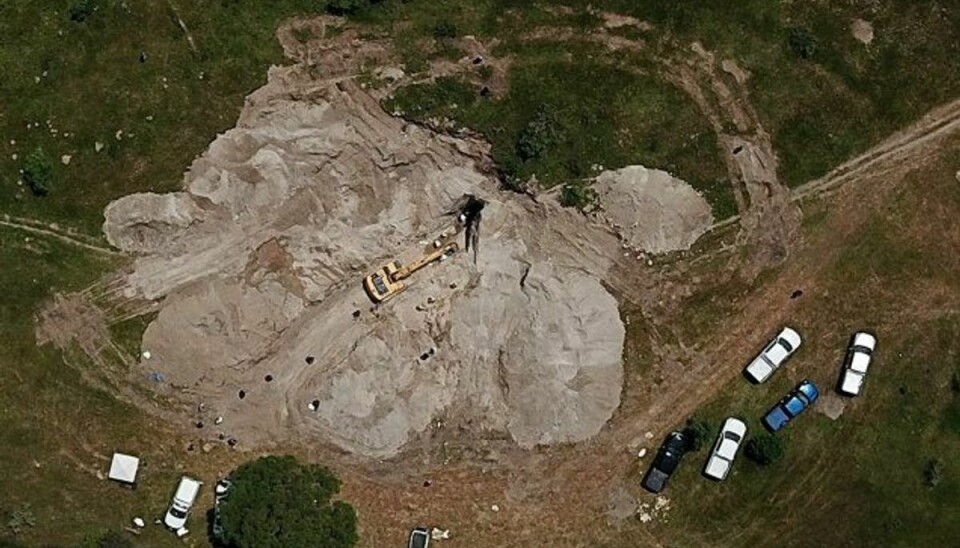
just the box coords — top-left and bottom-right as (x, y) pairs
(703, 418), (747, 481)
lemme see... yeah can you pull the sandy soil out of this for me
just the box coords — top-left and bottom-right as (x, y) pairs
(41, 19), (715, 462)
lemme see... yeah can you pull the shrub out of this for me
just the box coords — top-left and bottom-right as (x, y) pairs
(69, 0), (98, 23)
(788, 27), (818, 60)
(682, 419), (714, 452)
(745, 433), (785, 465)
(5, 505), (35, 536)
(325, 0), (368, 16)
(432, 20), (458, 40)
(22, 147), (53, 196)
(559, 182), (597, 209)
(923, 458), (943, 487)
(950, 370), (960, 394)
(516, 105), (562, 162)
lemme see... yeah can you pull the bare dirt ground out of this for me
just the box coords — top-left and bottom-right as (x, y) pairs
(33, 15), (960, 548)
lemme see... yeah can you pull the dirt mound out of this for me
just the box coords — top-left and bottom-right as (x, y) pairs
(79, 22), (711, 459)
(594, 165), (714, 254)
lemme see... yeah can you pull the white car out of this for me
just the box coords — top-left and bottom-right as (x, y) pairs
(744, 327), (802, 383)
(703, 418), (747, 481)
(839, 332), (877, 396)
(163, 476), (202, 531)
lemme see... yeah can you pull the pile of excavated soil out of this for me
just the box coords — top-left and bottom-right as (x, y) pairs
(593, 165), (714, 254)
(94, 24), (713, 459)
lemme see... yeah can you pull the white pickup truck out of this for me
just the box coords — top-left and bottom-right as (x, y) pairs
(744, 327), (802, 384)
(839, 332), (877, 396)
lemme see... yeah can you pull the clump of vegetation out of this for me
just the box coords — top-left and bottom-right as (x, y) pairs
(22, 147), (53, 197)
(559, 182), (597, 209)
(516, 105), (562, 162)
(923, 458), (943, 487)
(326, 0), (379, 16)
(76, 530), (134, 548)
(69, 0), (98, 23)
(5, 505), (35, 536)
(745, 433), (785, 465)
(950, 370), (960, 394)
(432, 20), (458, 40)
(218, 455), (357, 548)
(788, 27), (818, 60)
(682, 418), (715, 452)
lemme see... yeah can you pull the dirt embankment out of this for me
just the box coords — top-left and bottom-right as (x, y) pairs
(38, 20), (716, 461)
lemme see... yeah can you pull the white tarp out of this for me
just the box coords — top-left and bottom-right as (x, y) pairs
(108, 453), (140, 484)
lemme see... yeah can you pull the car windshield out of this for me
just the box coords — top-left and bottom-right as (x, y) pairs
(373, 276), (388, 295)
(779, 337), (794, 353)
(784, 395), (806, 416)
(724, 431), (742, 442)
(170, 507), (187, 519)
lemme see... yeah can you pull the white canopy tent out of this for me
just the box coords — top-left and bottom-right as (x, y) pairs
(108, 453), (140, 484)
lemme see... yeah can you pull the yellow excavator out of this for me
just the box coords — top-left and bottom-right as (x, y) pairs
(363, 242), (459, 303)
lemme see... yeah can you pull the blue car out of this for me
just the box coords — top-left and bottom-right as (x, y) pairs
(763, 380), (819, 432)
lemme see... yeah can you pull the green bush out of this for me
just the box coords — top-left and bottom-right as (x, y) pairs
(682, 418), (715, 452)
(951, 370), (960, 394)
(432, 20), (458, 40)
(559, 182), (597, 209)
(69, 0), (98, 23)
(22, 147), (53, 197)
(325, 0), (368, 16)
(745, 433), (785, 465)
(218, 455), (357, 548)
(788, 27), (818, 60)
(516, 106), (562, 162)
(923, 458), (943, 487)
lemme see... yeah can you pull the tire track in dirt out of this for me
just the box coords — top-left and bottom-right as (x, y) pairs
(0, 215), (120, 256)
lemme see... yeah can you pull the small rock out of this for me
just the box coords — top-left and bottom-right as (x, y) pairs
(637, 448), (647, 458)
(491, 504), (499, 512)
(60, 154), (72, 165)
(96, 471), (104, 480)
(202, 443), (213, 453)
(115, 129), (123, 141)
(95, 142), (104, 152)
(11, 154), (17, 161)
(644, 431), (654, 440)
(133, 517), (145, 528)
(142, 350), (151, 360)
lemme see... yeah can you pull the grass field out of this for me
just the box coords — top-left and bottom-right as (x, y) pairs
(612, 144), (960, 547)
(365, 0), (959, 216)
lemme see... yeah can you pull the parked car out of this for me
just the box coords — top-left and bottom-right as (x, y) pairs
(408, 527), (430, 548)
(744, 327), (803, 383)
(839, 331), (877, 396)
(642, 431), (688, 493)
(703, 418), (747, 481)
(163, 476), (202, 531)
(763, 380), (819, 432)
(211, 478), (233, 539)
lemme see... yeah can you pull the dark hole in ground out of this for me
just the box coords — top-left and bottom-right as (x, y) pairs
(790, 289), (803, 299)
(238, 390), (246, 400)
(352, 310), (361, 318)
(311, 399), (320, 408)
(306, 356), (315, 365)
(733, 145), (744, 154)
(264, 374), (273, 382)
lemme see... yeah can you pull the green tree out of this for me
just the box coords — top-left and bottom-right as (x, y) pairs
(788, 27), (817, 60)
(682, 418), (714, 452)
(23, 147), (53, 196)
(218, 456), (357, 548)
(745, 433), (785, 465)
(559, 182), (597, 209)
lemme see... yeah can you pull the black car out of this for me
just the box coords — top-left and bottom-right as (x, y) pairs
(408, 527), (430, 548)
(642, 431), (688, 494)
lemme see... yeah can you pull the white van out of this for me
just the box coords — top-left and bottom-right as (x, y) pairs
(164, 476), (202, 531)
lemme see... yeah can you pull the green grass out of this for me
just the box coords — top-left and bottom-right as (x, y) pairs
(369, 0), (958, 212)
(0, 2), (327, 545)
(620, 151), (960, 547)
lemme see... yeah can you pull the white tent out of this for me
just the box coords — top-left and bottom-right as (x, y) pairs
(108, 453), (140, 484)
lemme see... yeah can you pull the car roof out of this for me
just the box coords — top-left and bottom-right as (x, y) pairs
(765, 342), (790, 365)
(764, 407), (789, 430)
(852, 332), (876, 350)
(849, 351), (871, 373)
(175, 476), (201, 501)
